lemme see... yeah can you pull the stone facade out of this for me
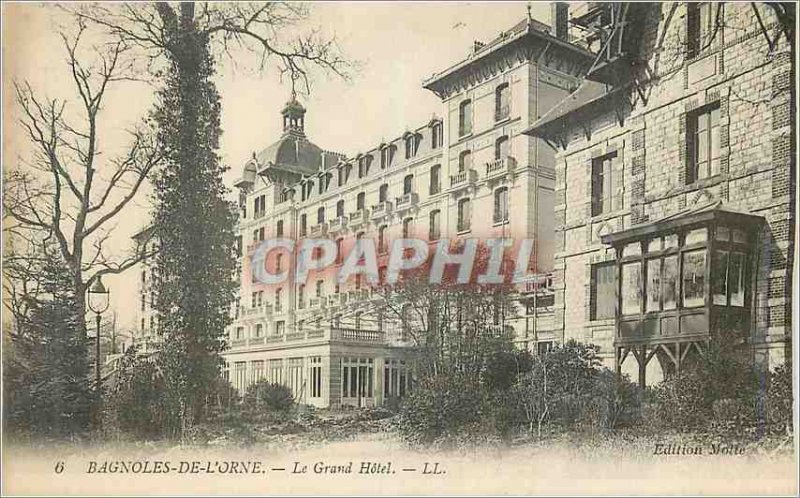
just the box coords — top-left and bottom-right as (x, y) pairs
(526, 3), (794, 382)
(222, 14), (594, 407)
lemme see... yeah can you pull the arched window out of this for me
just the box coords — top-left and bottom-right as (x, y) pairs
(378, 225), (388, 253)
(356, 192), (366, 211)
(495, 83), (510, 121)
(459, 99), (473, 136)
(379, 183), (389, 203)
(431, 122), (443, 149)
(458, 150), (472, 172)
(495, 135), (509, 161)
(457, 198), (471, 232)
(317, 206), (325, 224)
(405, 134), (417, 159)
(429, 164), (441, 195)
(381, 145), (395, 168)
(494, 187), (509, 224)
(429, 210), (441, 241)
(275, 288), (283, 313)
(403, 174), (414, 195)
(402, 217), (414, 238)
(336, 199), (345, 218)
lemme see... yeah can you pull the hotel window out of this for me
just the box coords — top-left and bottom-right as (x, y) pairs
(254, 323), (263, 338)
(712, 228), (747, 307)
(591, 151), (619, 217)
(235, 326), (244, 340)
(457, 198), (471, 233)
(403, 174), (414, 196)
(405, 134), (419, 159)
(458, 99), (473, 136)
(381, 145), (395, 169)
(687, 2), (716, 59)
(276, 220), (284, 237)
(494, 187), (509, 224)
(356, 192), (365, 211)
(298, 284), (305, 309)
(378, 225), (388, 253)
(358, 155), (372, 178)
(341, 357), (374, 399)
(495, 83), (510, 121)
(458, 150), (472, 172)
(378, 183), (389, 203)
(591, 262), (616, 320)
(252, 360), (265, 384)
(687, 103), (721, 183)
(429, 164), (441, 195)
(431, 122), (443, 149)
(317, 206), (325, 224)
(336, 199), (344, 218)
(268, 359), (283, 384)
(234, 362), (247, 391)
(276, 320), (285, 336)
(276, 253), (283, 273)
(429, 210), (441, 241)
(354, 311), (362, 329)
(335, 238), (344, 265)
(300, 214), (307, 236)
(310, 357), (323, 398)
(316, 280), (324, 297)
(495, 135), (509, 160)
(621, 258), (643, 315)
(275, 288), (283, 313)
(402, 218), (413, 238)
(682, 249), (706, 308)
(384, 359), (411, 398)
(288, 358), (304, 398)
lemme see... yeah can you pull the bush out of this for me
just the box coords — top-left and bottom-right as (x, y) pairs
(581, 370), (641, 433)
(397, 373), (486, 445)
(242, 381), (294, 413)
(766, 361), (793, 435)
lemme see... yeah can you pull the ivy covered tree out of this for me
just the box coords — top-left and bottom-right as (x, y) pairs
(150, 5), (238, 437)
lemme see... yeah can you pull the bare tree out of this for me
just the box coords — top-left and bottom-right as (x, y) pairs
(4, 25), (161, 340)
(73, 2), (352, 95)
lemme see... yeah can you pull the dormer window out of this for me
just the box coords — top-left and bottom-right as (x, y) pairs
(358, 154), (372, 178)
(404, 133), (419, 159)
(431, 121), (443, 149)
(380, 144), (395, 169)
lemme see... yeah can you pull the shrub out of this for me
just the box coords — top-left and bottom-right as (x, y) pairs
(766, 361), (793, 435)
(242, 381), (294, 413)
(581, 370), (641, 432)
(397, 373), (485, 445)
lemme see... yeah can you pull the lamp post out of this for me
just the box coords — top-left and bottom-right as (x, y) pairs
(87, 277), (110, 389)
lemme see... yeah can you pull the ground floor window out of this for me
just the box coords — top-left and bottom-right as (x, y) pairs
(536, 341), (553, 356)
(383, 359), (411, 398)
(342, 357), (374, 399)
(310, 357), (323, 398)
(251, 360), (265, 385)
(269, 359), (283, 384)
(234, 361), (247, 392)
(288, 358), (304, 400)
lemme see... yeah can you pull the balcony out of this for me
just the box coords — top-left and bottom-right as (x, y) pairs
(327, 293), (348, 308)
(309, 223), (328, 237)
(241, 304), (273, 319)
(485, 156), (517, 180)
(371, 201), (392, 220)
(285, 331), (306, 341)
(348, 209), (369, 229)
(230, 338), (248, 349)
(449, 169), (478, 192)
(265, 334), (284, 344)
(308, 296), (326, 310)
(395, 192), (419, 213)
(328, 216), (347, 234)
(348, 288), (371, 302)
(330, 327), (385, 344)
(249, 336), (266, 346)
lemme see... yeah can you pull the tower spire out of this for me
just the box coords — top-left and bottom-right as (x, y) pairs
(281, 93), (306, 136)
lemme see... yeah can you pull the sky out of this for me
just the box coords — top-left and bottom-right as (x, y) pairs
(3, 2), (554, 332)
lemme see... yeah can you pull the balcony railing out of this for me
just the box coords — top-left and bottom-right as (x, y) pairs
(241, 304), (273, 317)
(309, 223), (328, 237)
(371, 201), (392, 219)
(249, 336), (266, 346)
(348, 209), (369, 228)
(395, 192), (419, 212)
(485, 156), (517, 179)
(329, 216), (347, 233)
(449, 169), (478, 190)
(285, 331), (306, 341)
(265, 334), (284, 344)
(328, 293), (348, 307)
(308, 296), (326, 310)
(230, 338), (248, 348)
(307, 328), (325, 339)
(330, 327), (385, 344)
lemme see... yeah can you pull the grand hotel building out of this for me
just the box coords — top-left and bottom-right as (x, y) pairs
(211, 10), (596, 408)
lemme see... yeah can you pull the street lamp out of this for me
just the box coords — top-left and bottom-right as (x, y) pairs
(87, 276), (110, 389)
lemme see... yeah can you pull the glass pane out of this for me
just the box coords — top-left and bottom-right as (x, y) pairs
(733, 229), (748, 244)
(729, 252), (745, 307)
(646, 259), (661, 312)
(621, 262), (643, 315)
(664, 234), (679, 249)
(716, 226), (730, 241)
(685, 228), (707, 245)
(647, 238), (662, 253)
(682, 250), (706, 307)
(622, 242), (641, 257)
(663, 255), (678, 310)
(712, 250), (729, 305)
(595, 264), (615, 319)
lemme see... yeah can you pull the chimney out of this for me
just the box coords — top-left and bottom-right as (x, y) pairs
(551, 2), (569, 41)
